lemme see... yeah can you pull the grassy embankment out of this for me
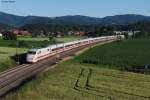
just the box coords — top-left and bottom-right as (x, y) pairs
(0, 36), (84, 71)
(3, 39), (150, 100)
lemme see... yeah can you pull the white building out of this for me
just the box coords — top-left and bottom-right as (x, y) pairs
(113, 31), (140, 37)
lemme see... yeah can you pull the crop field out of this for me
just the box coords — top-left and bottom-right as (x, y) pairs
(18, 36), (49, 41)
(18, 36), (86, 42)
(75, 39), (150, 72)
(18, 36), (86, 43)
(3, 60), (150, 100)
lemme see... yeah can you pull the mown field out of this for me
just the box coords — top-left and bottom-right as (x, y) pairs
(3, 60), (150, 100)
(0, 36), (84, 71)
(19, 36), (86, 43)
(75, 39), (150, 72)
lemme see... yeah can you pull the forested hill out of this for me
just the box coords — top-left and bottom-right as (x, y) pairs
(0, 23), (13, 31)
(0, 12), (150, 27)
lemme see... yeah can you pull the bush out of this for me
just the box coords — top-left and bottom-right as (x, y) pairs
(18, 40), (30, 47)
(8, 42), (17, 47)
(0, 58), (16, 71)
(8, 40), (30, 47)
(42, 40), (49, 46)
(2, 31), (17, 40)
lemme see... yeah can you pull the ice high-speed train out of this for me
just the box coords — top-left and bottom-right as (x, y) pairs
(26, 35), (124, 63)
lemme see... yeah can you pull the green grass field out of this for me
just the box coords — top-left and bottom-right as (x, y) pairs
(18, 36), (86, 42)
(3, 60), (150, 100)
(0, 40), (28, 71)
(75, 39), (150, 72)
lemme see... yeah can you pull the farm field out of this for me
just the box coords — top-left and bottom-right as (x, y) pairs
(18, 36), (86, 43)
(75, 39), (150, 72)
(3, 60), (150, 100)
(56, 36), (87, 43)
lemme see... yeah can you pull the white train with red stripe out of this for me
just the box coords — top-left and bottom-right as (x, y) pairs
(26, 35), (124, 63)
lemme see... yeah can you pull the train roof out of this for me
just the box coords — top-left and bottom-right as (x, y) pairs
(29, 46), (49, 51)
(28, 37), (98, 51)
(49, 43), (64, 49)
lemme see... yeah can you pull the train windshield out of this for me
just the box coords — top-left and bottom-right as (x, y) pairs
(28, 51), (36, 54)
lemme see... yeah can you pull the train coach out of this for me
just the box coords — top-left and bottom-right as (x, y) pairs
(26, 35), (124, 63)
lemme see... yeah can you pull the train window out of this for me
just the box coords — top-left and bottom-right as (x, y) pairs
(52, 49), (55, 51)
(52, 47), (63, 51)
(65, 44), (72, 47)
(28, 51), (36, 54)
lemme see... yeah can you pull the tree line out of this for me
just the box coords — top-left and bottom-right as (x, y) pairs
(1, 21), (150, 40)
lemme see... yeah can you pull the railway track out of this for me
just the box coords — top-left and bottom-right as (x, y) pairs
(0, 39), (116, 97)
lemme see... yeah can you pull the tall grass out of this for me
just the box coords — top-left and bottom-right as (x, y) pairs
(3, 60), (150, 100)
(0, 58), (16, 71)
(75, 39), (150, 71)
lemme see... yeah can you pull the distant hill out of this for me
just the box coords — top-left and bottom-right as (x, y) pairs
(101, 14), (150, 25)
(0, 12), (37, 26)
(0, 12), (150, 27)
(0, 23), (13, 32)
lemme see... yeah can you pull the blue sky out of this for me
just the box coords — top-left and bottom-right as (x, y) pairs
(0, 0), (149, 18)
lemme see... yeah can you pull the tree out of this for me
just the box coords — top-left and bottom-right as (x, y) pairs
(49, 34), (56, 43)
(2, 31), (17, 40)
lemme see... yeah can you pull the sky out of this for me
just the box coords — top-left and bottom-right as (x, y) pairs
(0, 0), (150, 18)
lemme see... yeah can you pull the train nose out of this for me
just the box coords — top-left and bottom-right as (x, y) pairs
(26, 55), (35, 62)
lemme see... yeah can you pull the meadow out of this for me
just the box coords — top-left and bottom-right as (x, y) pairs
(18, 36), (86, 43)
(3, 60), (150, 100)
(75, 39), (150, 72)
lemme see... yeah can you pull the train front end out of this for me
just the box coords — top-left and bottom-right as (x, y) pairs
(26, 49), (38, 63)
